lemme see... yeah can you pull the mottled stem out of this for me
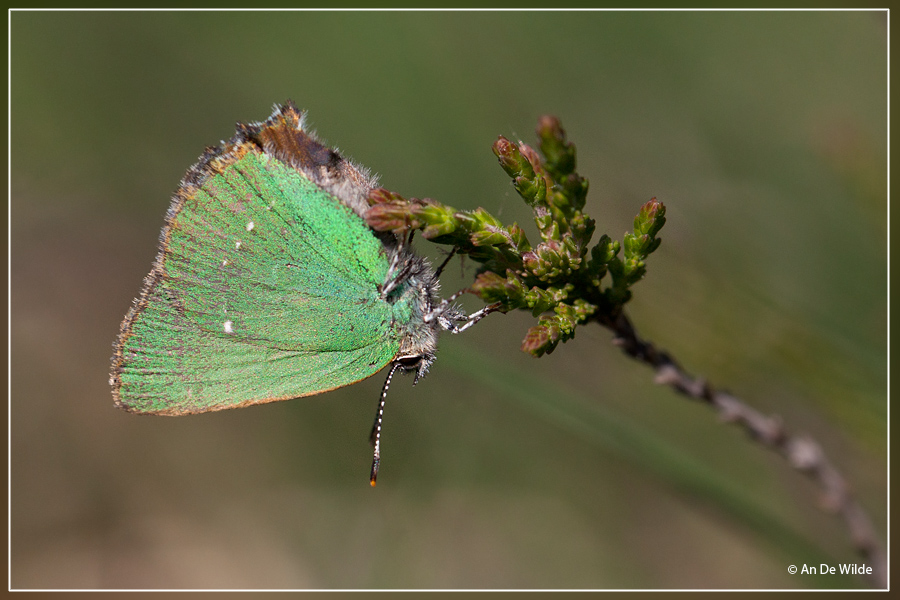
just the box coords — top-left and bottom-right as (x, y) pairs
(596, 311), (886, 588)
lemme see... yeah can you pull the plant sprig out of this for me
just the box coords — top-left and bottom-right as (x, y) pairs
(366, 116), (885, 588)
(366, 115), (665, 357)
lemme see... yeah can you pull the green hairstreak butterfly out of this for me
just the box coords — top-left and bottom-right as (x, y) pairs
(110, 102), (496, 485)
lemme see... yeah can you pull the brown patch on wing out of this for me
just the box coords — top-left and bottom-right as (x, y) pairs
(242, 102), (377, 218)
(253, 104), (343, 177)
(164, 101), (374, 220)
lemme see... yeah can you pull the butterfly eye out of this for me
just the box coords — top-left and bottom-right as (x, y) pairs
(394, 354), (424, 370)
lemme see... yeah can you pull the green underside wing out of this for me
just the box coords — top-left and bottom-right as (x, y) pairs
(111, 105), (418, 415)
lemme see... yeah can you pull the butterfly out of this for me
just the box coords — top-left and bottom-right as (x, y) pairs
(110, 102), (496, 484)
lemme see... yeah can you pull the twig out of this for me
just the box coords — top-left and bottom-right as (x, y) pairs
(366, 114), (884, 586)
(599, 310), (887, 588)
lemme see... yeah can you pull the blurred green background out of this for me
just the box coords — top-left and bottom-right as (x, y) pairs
(10, 10), (886, 590)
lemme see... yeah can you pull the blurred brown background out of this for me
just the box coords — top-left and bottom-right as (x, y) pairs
(10, 10), (886, 589)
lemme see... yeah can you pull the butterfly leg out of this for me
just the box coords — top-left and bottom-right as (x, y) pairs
(433, 247), (458, 279)
(450, 301), (503, 333)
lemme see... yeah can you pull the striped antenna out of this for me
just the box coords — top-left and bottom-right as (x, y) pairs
(369, 362), (401, 487)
